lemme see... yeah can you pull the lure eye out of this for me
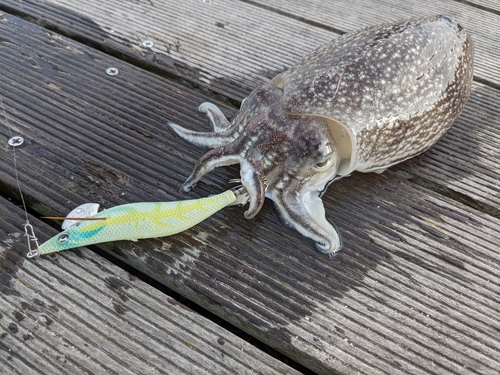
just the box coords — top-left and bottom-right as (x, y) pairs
(58, 234), (70, 244)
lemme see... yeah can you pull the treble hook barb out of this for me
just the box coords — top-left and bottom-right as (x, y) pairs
(24, 221), (40, 258)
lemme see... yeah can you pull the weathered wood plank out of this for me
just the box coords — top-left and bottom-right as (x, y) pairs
(0, 11), (500, 373)
(0, 0), (332, 101)
(0, 196), (301, 374)
(1, 11), (499, 374)
(471, 0), (500, 12)
(1, 0), (500, 95)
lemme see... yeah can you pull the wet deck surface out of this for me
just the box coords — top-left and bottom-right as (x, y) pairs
(0, 1), (499, 374)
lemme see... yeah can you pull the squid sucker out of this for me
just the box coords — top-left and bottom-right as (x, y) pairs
(169, 15), (474, 254)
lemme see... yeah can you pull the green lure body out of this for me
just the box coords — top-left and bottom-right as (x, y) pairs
(36, 190), (237, 255)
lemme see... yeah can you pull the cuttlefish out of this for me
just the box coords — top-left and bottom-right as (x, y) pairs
(169, 15), (473, 254)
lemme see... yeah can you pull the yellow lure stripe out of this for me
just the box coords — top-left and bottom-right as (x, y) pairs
(37, 190), (237, 255)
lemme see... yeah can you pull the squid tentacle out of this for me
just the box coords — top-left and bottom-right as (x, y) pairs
(272, 189), (340, 254)
(198, 102), (233, 132)
(240, 159), (266, 219)
(181, 146), (241, 193)
(168, 122), (241, 149)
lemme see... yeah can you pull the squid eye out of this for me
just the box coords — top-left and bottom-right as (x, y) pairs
(58, 233), (70, 244)
(315, 158), (331, 170)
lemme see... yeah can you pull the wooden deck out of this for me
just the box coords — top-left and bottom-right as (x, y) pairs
(0, 0), (499, 374)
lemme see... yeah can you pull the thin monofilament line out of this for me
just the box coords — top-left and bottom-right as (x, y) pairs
(1, 98), (39, 258)
(10, 146), (30, 223)
(1, 98), (30, 223)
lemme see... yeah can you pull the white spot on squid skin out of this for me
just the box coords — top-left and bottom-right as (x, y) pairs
(275, 181), (285, 190)
(262, 154), (276, 169)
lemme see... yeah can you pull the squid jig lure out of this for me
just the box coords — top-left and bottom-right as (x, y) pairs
(30, 189), (247, 257)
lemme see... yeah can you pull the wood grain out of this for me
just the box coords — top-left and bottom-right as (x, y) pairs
(0, 3), (499, 375)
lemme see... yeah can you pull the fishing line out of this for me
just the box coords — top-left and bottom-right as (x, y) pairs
(1, 98), (40, 257)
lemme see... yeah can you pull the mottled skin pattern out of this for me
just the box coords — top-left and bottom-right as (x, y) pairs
(168, 15), (473, 254)
(281, 15), (473, 172)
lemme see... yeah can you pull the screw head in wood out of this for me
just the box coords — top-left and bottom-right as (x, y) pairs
(142, 40), (154, 48)
(8, 136), (24, 147)
(106, 67), (119, 76)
